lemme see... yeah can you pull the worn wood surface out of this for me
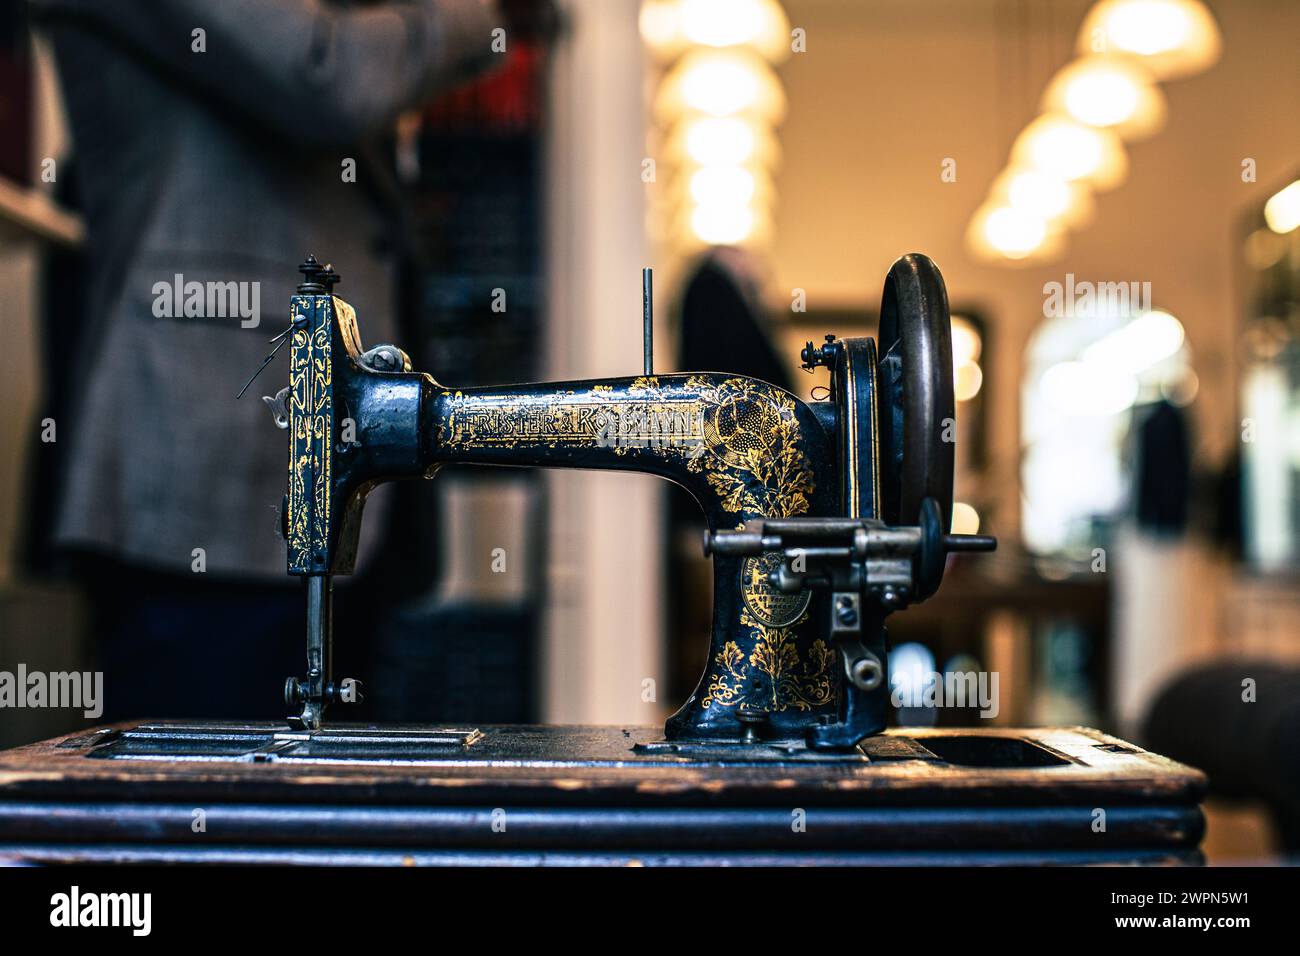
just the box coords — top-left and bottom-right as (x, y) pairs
(0, 723), (1206, 864)
(0, 722), (1205, 807)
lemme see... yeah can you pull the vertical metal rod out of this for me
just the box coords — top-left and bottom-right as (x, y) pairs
(301, 574), (332, 731)
(642, 267), (653, 375)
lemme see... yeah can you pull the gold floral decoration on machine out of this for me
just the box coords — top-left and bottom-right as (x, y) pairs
(440, 373), (831, 714)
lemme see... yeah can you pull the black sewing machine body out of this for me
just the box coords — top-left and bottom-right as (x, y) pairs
(0, 255), (1213, 868)
(273, 254), (992, 749)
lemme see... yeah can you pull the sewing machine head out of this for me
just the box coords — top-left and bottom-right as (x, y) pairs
(265, 253), (994, 748)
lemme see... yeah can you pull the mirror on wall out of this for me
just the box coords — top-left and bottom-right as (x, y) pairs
(1240, 173), (1300, 573)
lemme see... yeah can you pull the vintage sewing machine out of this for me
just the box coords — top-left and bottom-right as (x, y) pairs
(0, 253), (1205, 865)
(268, 252), (995, 750)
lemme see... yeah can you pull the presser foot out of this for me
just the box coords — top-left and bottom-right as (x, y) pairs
(284, 676), (324, 732)
(284, 676), (365, 732)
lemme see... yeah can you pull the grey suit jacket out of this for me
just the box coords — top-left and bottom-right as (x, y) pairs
(34, 0), (496, 579)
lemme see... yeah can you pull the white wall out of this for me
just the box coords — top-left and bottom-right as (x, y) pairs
(542, 0), (666, 725)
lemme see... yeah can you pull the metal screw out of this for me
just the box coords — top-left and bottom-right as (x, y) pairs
(851, 657), (883, 690)
(836, 596), (858, 627)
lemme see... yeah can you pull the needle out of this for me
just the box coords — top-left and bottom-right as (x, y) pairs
(236, 316), (306, 399)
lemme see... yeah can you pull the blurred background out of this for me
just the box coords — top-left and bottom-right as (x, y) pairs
(0, 0), (1297, 863)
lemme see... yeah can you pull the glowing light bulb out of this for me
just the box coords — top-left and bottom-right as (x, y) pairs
(681, 0), (765, 47)
(1025, 121), (1099, 178)
(657, 49), (786, 123)
(1044, 56), (1166, 139)
(682, 58), (761, 115)
(984, 206), (1048, 259)
(967, 200), (1068, 264)
(954, 362), (984, 402)
(1013, 115), (1128, 190)
(684, 117), (756, 165)
(1105, 0), (1192, 56)
(691, 203), (755, 245)
(639, 1), (682, 53)
(1067, 69), (1140, 126)
(1078, 0), (1221, 80)
(689, 166), (756, 207)
(991, 167), (1095, 230)
(952, 502), (981, 535)
(951, 317), (983, 366)
(1264, 180), (1300, 235)
(669, 0), (791, 62)
(1007, 170), (1073, 219)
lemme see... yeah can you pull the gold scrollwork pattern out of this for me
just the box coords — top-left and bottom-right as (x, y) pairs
(441, 374), (831, 713)
(622, 378), (829, 713)
(701, 624), (835, 713)
(683, 378), (830, 713)
(610, 376), (817, 524)
(286, 302), (332, 569)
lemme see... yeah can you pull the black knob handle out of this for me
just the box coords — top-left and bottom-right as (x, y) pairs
(297, 254), (326, 293)
(943, 533), (997, 553)
(800, 333), (839, 372)
(917, 498), (998, 599)
(320, 263), (340, 292)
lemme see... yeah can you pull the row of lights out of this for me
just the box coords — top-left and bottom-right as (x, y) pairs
(968, 0), (1222, 264)
(641, 0), (790, 246)
(642, 3), (991, 536)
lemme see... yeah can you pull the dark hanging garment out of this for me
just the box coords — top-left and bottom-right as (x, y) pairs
(1134, 399), (1191, 536)
(678, 254), (792, 391)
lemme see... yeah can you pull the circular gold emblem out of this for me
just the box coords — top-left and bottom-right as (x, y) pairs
(741, 552), (812, 627)
(703, 391), (785, 469)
